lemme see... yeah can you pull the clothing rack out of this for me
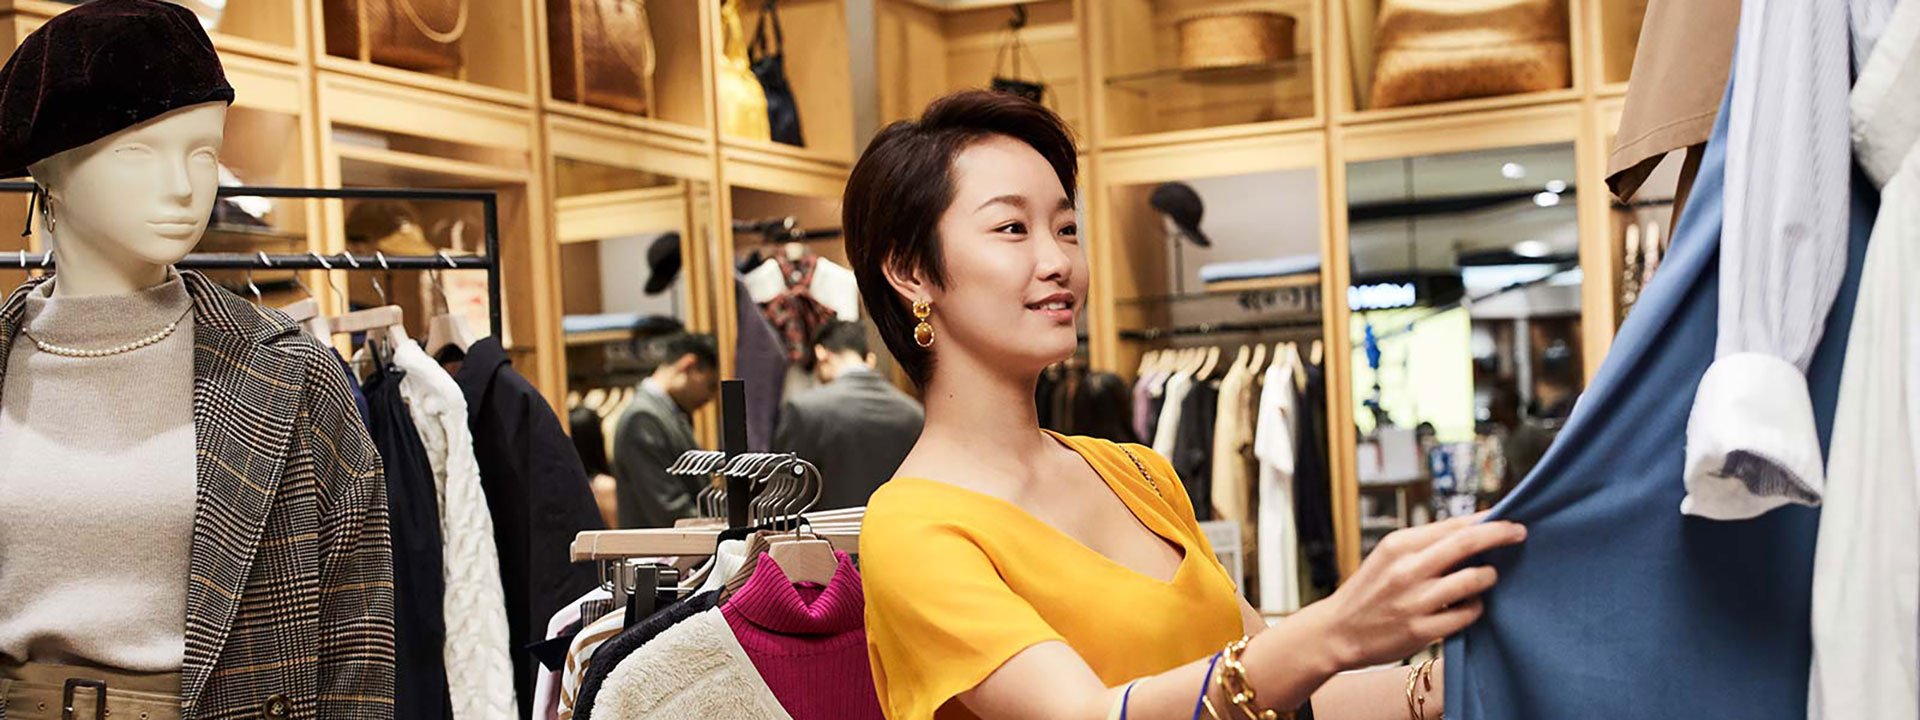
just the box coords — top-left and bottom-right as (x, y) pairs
(570, 379), (862, 564)
(1120, 317), (1325, 342)
(0, 183), (505, 339)
(733, 216), (843, 242)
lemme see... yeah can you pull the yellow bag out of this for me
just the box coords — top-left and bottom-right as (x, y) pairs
(1368, 0), (1570, 109)
(718, 0), (772, 142)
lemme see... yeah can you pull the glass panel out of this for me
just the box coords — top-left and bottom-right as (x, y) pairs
(1345, 142), (1584, 557)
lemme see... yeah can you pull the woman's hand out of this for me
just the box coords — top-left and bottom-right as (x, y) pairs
(1313, 512), (1526, 669)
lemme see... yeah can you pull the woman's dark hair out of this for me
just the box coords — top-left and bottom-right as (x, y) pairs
(842, 90), (1079, 387)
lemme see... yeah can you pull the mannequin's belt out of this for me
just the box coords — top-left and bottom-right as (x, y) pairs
(0, 662), (181, 720)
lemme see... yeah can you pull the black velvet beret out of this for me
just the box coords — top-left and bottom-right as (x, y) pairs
(0, 0), (235, 179)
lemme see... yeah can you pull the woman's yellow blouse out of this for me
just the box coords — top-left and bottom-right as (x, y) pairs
(861, 433), (1247, 720)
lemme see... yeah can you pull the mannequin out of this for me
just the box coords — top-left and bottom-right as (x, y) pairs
(0, 2), (395, 719)
(28, 102), (226, 296)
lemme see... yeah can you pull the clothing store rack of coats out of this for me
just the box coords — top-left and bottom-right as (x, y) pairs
(545, 379), (885, 720)
(1126, 317), (1340, 616)
(6, 182), (616, 720)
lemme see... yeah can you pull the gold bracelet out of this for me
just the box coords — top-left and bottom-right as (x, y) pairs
(1215, 637), (1299, 720)
(1405, 655), (1439, 720)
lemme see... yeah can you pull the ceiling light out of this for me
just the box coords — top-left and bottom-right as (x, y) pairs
(1533, 191), (1561, 207)
(1501, 162), (1527, 179)
(1545, 179), (1567, 193)
(1513, 240), (1552, 258)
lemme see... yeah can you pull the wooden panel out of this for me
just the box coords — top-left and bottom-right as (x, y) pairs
(1100, 129), (1325, 185)
(720, 145), (850, 198)
(224, 55), (307, 116)
(547, 114), (716, 180)
(556, 187), (689, 242)
(321, 72), (537, 153)
(874, 1), (954, 123)
(1339, 101), (1581, 162)
(315, 55), (535, 108)
(7, 0), (302, 61)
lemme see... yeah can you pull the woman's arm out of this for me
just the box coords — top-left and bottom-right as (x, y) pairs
(956, 513), (1522, 720)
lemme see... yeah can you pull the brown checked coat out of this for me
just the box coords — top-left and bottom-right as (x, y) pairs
(0, 271), (395, 720)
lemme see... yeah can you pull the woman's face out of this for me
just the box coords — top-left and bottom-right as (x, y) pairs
(922, 134), (1087, 380)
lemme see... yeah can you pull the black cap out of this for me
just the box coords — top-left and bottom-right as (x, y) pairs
(0, 0), (235, 179)
(644, 231), (683, 295)
(1149, 182), (1211, 248)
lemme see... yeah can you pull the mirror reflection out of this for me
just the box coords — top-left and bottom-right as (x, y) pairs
(1345, 142), (1584, 557)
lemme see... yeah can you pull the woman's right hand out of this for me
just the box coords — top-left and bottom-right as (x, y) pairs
(1314, 511), (1527, 669)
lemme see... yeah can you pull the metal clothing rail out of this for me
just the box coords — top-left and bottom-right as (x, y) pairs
(0, 183), (504, 339)
(1119, 317), (1325, 342)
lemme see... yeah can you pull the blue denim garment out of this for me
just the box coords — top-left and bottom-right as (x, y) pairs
(1444, 65), (1876, 717)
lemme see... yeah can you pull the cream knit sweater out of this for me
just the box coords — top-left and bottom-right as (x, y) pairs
(0, 275), (195, 672)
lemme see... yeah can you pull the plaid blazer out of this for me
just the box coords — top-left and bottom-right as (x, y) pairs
(0, 271), (395, 720)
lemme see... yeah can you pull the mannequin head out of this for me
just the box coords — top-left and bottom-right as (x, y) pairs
(27, 102), (227, 296)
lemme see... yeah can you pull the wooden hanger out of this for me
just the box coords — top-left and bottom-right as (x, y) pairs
(1231, 344), (1250, 377)
(1197, 345), (1221, 380)
(1137, 349), (1159, 379)
(567, 390), (584, 410)
(1310, 339), (1324, 366)
(584, 388), (609, 412)
(1248, 342), (1267, 377)
(424, 251), (477, 357)
(330, 305), (405, 337)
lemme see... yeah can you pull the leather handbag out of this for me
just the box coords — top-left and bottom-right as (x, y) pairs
(1367, 0), (1569, 109)
(548, 0), (656, 115)
(749, 0), (804, 147)
(990, 10), (1047, 103)
(718, 0), (772, 141)
(324, 0), (468, 74)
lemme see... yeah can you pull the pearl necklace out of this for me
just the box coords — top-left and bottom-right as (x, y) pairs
(19, 304), (194, 358)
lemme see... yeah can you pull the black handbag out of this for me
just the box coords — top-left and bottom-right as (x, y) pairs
(990, 6), (1047, 103)
(749, 0), (804, 147)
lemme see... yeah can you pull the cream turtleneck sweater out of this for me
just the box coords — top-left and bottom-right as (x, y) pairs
(0, 274), (196, 673)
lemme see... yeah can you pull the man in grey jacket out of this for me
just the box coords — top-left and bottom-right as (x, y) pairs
(613, 332), (718, 527)
(774, 321), (925, 509)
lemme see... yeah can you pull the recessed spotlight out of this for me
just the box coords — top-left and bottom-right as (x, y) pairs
(1533, 191), (1561, 207)
(1545, 179), (1567, 193)
(1502, 162), (1527, 180)
(1513, 240), (1552, 258)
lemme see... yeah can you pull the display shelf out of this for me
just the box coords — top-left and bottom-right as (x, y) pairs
(6, 0), (306, 63)
(313, 0), (539, 104)
(1340, 87), (1583, 128)
(1332, 0), (1582, 117)
(874, 0), (1088, 138)
(716, 0), (858, 162)
(719, 142), (852, 199)
(1093, 0), (1322, 144)
(1090, 130), (1327, 375)
(541, 0), (712, 130)
(316, 70), (554, 394)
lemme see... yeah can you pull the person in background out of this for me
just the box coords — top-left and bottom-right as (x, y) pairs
(774, 320), (926, 509)
(612, 332), (719, 527)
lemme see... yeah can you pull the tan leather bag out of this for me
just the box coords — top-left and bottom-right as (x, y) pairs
(324, 0), (468, 74)
(718, 0), (772, 141)
(549, 0), (656, 115)
(1367, 0), (1569, 109)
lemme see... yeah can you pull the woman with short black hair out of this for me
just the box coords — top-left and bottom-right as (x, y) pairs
(851, 90), (1526, 720)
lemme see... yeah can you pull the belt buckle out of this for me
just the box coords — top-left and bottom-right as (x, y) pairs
(61, 678), (107, 720)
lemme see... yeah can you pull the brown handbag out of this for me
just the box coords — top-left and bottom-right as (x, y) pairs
(548, 0), (656, 115)
(1367, 0), (1569, 109)
(324, 0), (468, 75)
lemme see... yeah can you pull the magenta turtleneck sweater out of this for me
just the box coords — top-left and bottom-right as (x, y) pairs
(721, 551), (882, 720)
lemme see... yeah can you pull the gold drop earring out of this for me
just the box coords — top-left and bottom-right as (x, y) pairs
(913, 299), (934, 348)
